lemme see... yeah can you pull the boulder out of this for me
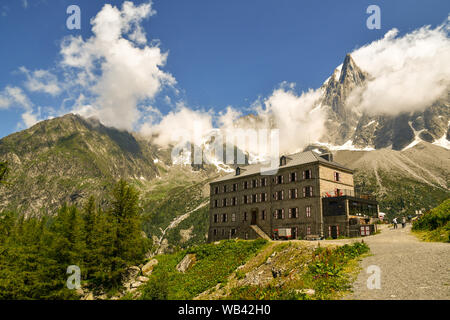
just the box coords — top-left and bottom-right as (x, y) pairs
(296, 288), (315, 296)
(137, 276), (149, 283)
(142, 259), (158, 275)
(176, 254), (196, 273)
(130, 281), (142, 289)
(126, 266), (141, 280)
(82, 292), (94, 300)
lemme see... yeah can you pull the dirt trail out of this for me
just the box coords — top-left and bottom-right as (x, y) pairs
(342, 225), (450, 300)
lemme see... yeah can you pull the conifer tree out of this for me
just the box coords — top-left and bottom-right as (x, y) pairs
(0, 161), (7, 185)
(109, 180), (146, 287)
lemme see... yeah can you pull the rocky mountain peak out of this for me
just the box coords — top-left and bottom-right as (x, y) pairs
(319, 54), (449, 151)
(339, 54), (367, 86)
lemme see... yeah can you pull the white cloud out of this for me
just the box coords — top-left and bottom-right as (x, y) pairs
(347, 16), (450, 115)
(22, 0), (28, 9)
(20, 67), (61, 96)
(0, 86), (43, 129)
(0, 86), (32, 109)
(142, 85), (325, 157)
(141, 103), (214, 147)
(257, 85), (326, 154)
(21, 110), (38, 128)
(61, 1), (175, 131)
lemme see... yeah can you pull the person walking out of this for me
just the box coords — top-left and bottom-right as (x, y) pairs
(402, 216), (406, 228)
(393, 217), (398, 229)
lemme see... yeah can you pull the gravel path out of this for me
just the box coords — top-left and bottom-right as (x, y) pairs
(344, 224), (450, 300)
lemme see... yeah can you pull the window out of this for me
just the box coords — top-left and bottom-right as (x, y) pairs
(243, 195), (248, 204)
(289, 188), (298, 199)
(275, 190), (284, 200)
(275, 209), (284, 219)
(232, 213), (236, 222)
(221, 229), (225, 236)
(252, 194), (257, 203)
(232, 197), (237, 206)
(213, 214), (218, 223)
(260, 177), (267, 187)
(277, 175), (283, 184)
(214, 186), (219, 194)
(306, 205), (311, 217)
(261, 193), (267, 202)
(231, 228), (236, 236)
(213, 229), (217, 236)
(223, 198), (227, 207)
(261, 210), (266, 220)
(252, 179), (257, 188)
(290, 172), (297, 182)
(243, 181), (248, 189)
(303, 186), (313, 197)
(244, 212), (248, 221)
(334, 188), (342, 196)
(222, 214), (227, 223)
(307, 226), (311, 235)
(303, 169), (312, 179)
(289, 207), (298, 218)
(334, 172), (340, 182)
(223, 185), (227, 193)
(214, 199), (218, 208)
(233, 183), (237, 192)
(280, 156), (287, 166)
(236, 167), (240, 176)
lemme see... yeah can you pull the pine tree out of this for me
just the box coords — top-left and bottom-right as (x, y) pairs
(0, 161), (8, 185)
(109, 180), (147, 287)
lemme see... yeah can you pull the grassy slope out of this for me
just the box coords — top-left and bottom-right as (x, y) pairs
(138, 240), (369, 300)
(139, 239), (268, 300)
(412, 199), (450, 243)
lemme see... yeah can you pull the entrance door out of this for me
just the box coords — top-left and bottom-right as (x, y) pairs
(291, 227), (298, 239)
(251, 210), (257, 225)
(331, 226), (338, 239)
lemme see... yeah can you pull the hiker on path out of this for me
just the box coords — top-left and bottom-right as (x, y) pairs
(393, 217), (398, 229)
(402, 216), (406, 228)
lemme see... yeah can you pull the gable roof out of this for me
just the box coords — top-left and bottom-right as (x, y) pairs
(211, 151), (352, 183)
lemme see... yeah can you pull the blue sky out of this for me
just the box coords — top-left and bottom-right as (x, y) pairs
(0, 0), (449, 138)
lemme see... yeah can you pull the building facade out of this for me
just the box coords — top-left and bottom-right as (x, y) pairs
(208, 151), (378, 242)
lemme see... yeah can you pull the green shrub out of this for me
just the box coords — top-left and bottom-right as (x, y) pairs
(140, 271), (169, 300)
(412, 199), (450, 231)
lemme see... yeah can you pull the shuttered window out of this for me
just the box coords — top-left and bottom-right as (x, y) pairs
(306, 205), (311, 217)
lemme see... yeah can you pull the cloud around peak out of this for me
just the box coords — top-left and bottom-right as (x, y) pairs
(348, 16), (450, 115)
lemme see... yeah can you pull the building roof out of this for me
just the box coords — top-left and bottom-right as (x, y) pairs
(211, 151), (352, 183)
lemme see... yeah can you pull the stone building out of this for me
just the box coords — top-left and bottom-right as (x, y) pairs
(208, 151), (378, 242)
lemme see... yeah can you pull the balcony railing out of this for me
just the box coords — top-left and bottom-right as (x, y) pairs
(322, 189), (376, 201)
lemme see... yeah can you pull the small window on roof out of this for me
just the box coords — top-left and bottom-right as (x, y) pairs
(236, 167), (240, 176)
(280, 156), (287, 166)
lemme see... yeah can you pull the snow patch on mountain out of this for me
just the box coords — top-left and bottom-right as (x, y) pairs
(403, 121), (425, 151)
(432, 134), (450, 150)
(315, 140), (375, 151)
